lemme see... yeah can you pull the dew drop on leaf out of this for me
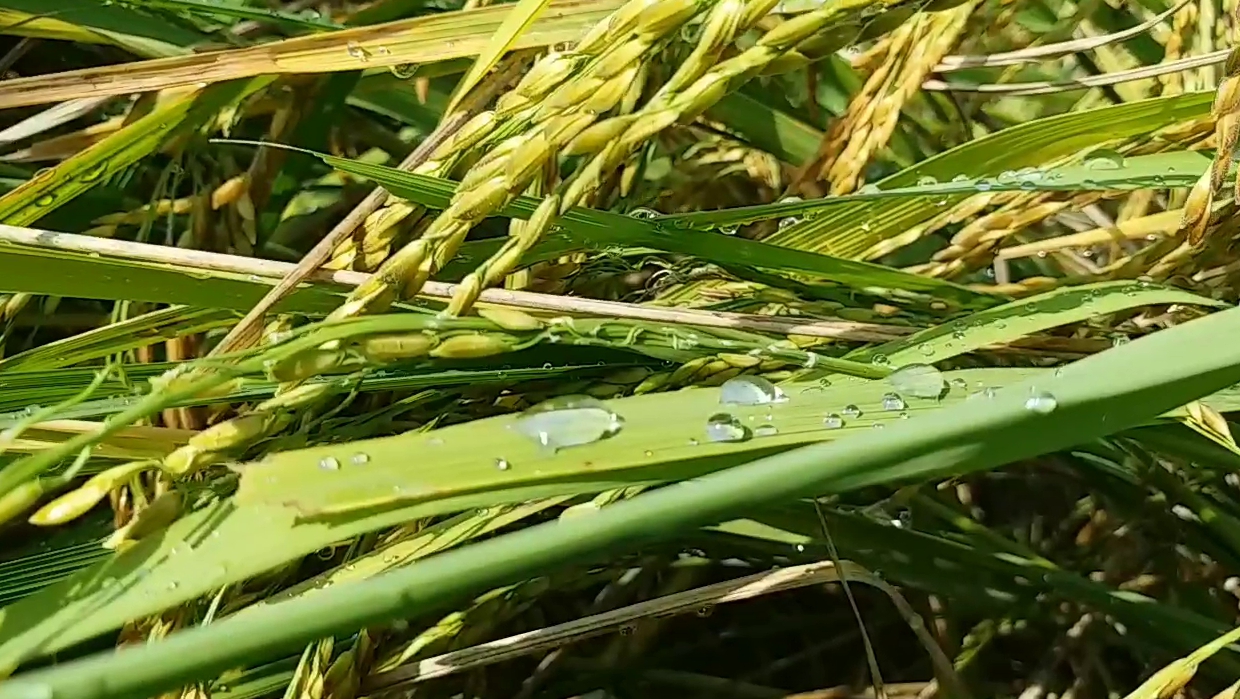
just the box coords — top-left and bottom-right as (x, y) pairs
(1024, 391), (1058, 414)
(706, 412), (750, 443)
(319, 456), (340, 471)
(888, 363), (946, 399)
(719, 375), (787, 406)
(822, 413), (844, 429)
(351, 453), (370, 465)
(513, 395), (625, 450)
(881, 392), (906, 411)
(495, 458), (511, 471)
(754, 424), (778, 437)
(1084, 148), (1124, 170)
(842, 404), (862, 419)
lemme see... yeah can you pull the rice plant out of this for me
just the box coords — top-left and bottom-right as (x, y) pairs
(1, 0), (1240, 697)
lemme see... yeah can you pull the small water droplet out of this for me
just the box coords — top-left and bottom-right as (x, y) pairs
(888, 363), (946, 399)
(822, 413), (844, 429)
(778, 216), (801, 230)
(871, 422), (885, 430)
(319, 456), (340, 470)
(950, 377), (968, 389)
(495, 458), (511, 471)
(842, 404), (862, 419)
(346, 42), (371, 61)
(754, 424), (778, 437)
(35, 193), (55, 207)
(688, 437), (700, 446)
(975, 180), (993, 192)
(881, 392), (906, 411)
(513, 395), (624, 450)
(720, 223), (738, 235)
(351, 453), (370, 465)
(1024, 391), (1057, 414)
(167, 581), (179, 590)
(916, 175), (938, 186)
(629, 207), (658, 219)
(720, 375), (787, 406)
(892, 510), (912, 528)
(706, 412), (750, 443)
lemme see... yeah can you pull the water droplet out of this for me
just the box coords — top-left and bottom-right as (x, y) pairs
(513, 395), (625, 450)
(951, 174), (969, 183)
(842, 404), (862, 418)
(167, 581), (179, 590)
(542, 362), (553, 370)
(319, 456), (340, 470)
(346, 42), (371, 61)
(975, 180), (993, 192)
(950, 377), (968, 389)
(81, 161), (108, 182)
(822, 413), (844, 429)
(629, 207), (658, 219)
(720, 223), (738, 235)
(899, 411), (909, 419)
(888, 363), (946, 399)
(1084, 148), (1125, 170)
(754, 424), (778, 437)
(495, 458), (510, 471)
(871, 422), (885, 430)
(916, 175), (937, 186)
(892, 510), (912, 528)
(778, 216), (801, 230)
(1024, 391), (1057, 415)
(688, 437), (700, 446)
(35, 193), (55, 207)
(391, 63), (419, 79)
(706, 412), (750, 443)
(351, 453), (370, 465)
(871, 353), (890, 366)
(719, 375), (787, 406)
(881, 392), (906, 411)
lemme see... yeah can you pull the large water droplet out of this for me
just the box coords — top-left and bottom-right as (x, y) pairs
(823, 413), (844, 429)
(514, 395), (625, 450)
(319, 456), (340, 471)
(706, 412), (750, 443)
(888, 363), (946, 399)
(1084, 148), (1125, 170)
(842, 404), (862, 418)
(351, 453), (370, 465)
(1024, 391), (1057, 414)
(720, 375), (788, 406)
(628, 207), (658, 219)
(881, 392), (906, 411)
